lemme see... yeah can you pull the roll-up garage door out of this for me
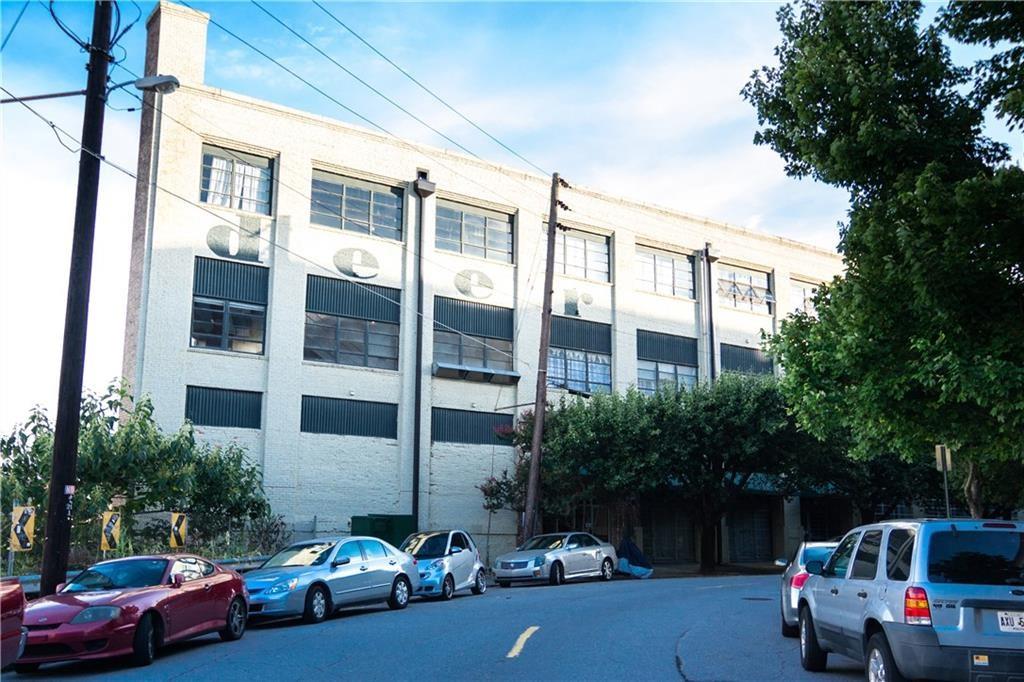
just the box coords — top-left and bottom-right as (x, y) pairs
(729, 505), (772, 563)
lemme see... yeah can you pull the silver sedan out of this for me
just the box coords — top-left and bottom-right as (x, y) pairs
(493, 532), (617, 587)
(775, 540), (837, 637)
(244, 536), (419, 623)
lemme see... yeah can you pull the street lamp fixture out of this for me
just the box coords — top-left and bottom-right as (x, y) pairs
(0, 74), (180, 105)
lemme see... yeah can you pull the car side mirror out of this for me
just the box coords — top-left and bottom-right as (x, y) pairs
(171, 573), (186, 588)
(55, 582), (67, 593)
(805, 560), (824, 576)
(450, 546), (463, 555)
(774, 558), (788, 568)
(332, 556), (351, 567)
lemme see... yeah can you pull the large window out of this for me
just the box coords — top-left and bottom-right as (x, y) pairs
(303, 275), (401, 370)
(637, 361), (696, 395)
(300, 395), (398, 438)
(190, 257), (268, 355)
(554, 230), (610, 282)
(636, 329), (698, 394)
(304, 314), (399, 369)
(434, 331), (512, 371)
(436, 202), (513, 262)
(636, 248), (694, 298)
(720, 343), (773, 375)
(310, 170), (403, 240)
(200, 144), (273, 215)
(790, 281), (817, 315)
(548, 348), (612, 394)
(432, 297), (516, 381)
(717, 264), (774, 314)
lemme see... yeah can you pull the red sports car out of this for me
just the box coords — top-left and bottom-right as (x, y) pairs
(1, 579), (28, 669)
(15, 554), (247, 673)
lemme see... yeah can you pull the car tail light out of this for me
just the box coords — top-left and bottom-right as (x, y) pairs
(790, 572), (810, 590)
(904, 586), (931, 626)
(982, 522), (1016, 529)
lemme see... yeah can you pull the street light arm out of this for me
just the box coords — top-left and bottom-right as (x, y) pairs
(0, 89), (87, 105)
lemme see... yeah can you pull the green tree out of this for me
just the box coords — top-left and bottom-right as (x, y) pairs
(1, 382), (272, 569)
(481, 376), (834, 573)
(743, 1), (1024, 516)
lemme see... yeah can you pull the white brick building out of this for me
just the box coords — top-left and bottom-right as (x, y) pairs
(122, 2), (845, 562)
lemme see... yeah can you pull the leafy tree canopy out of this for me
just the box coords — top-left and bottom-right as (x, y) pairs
(743, 1), (1024, 516)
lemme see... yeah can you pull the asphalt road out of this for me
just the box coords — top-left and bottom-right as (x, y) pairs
(22, 575), (864, 681)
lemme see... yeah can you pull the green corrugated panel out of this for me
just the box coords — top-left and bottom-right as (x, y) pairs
(431, 407), (513, 445)
(300, 396), (398, 438)
(193, 257), (269, 304)
(433, 296), (513, 340)
(305, 275), (401, 323)
(637, 329), (698, 366)
(185, 386), (262, 428)
(720, 343), (773, 374)
(550, 315), (612, 354)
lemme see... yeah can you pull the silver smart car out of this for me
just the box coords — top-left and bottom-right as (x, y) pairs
(493, 532), (617, 587)
(245, 536), (419, 623)
(400, 530), (487, 599)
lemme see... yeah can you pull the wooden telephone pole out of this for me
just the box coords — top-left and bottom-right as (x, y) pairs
(523, 172), (565, 540)
(40, 0), (113, 596)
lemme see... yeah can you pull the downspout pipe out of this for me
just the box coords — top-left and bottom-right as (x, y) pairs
(703, 242), (718, 380)
(412, 172), (435, 531)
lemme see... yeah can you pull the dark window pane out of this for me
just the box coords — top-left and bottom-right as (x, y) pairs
(885, 529), (914, 581)
(927, 531), (1024, 586)
(851, 531), (882, 580)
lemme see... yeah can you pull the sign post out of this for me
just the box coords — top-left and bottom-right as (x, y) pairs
(935, 444), (952, 518)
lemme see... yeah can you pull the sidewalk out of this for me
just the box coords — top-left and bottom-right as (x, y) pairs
(647, 562), (781, 579)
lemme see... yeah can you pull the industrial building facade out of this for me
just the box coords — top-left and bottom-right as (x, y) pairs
(122, 2), (846, 562)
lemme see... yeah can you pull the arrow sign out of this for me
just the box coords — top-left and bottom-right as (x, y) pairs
(101, 511), (121, 551)
(170, 513), (187, 548)
(10, 506), (35, 552)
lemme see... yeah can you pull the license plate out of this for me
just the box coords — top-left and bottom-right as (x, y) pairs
(997, 611), (1024, 633)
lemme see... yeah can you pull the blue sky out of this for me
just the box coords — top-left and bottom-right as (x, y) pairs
(1, 1), (1020, 429)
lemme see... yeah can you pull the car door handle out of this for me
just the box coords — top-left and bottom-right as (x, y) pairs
(203, 583), (212, 591)
(830, 587), (839, 595)
(388, 560), (397, 566)
(359, 565), (368, 572)
(857, 591), (868, 599)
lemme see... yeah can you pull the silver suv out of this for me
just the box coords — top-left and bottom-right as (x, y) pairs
(798, 519), (1023, 682)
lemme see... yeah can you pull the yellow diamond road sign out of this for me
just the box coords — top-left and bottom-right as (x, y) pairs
(170, 513), (187, 548)
(101, 511), (122, 551)
(10, 506), (35, 552)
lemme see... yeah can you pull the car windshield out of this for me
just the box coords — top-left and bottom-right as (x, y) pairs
(520, 535), (566, 551)
(801, 546), (837, 566)
(63, 559), (168, 593)
(928, 530), (1024, 585)
(262, 542), (337, 568)
(402, 533), (448, 559)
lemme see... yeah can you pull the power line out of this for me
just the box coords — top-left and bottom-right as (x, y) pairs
(311, 0), (549, 177)
(1, 84), (520, 365)
(251, 0), (482, 161)
(1, 1), (30, 52)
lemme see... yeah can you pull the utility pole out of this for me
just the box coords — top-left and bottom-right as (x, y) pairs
(523, 172), (565, 540)
(40, 0), (113, 597)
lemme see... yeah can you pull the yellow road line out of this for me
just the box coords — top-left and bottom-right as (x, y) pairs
(506, 625), (540, 658)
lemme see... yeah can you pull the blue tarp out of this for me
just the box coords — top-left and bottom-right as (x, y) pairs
(616, 537), (654, 579)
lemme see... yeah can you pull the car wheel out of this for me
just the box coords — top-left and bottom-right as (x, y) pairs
(799, 606), (827, 672)
(219, 596), (247, 642)
(440, 574), (455, 601)
(471, 570), (487, 595)
(388, 575), (411, 610)
(13, 664), (39, 674)
(303, 584), (330, 624)
(498, 580), (510, 588)
(781, 604), (799, 637)
(131, 613), (158, 667)
(600, 558), (614, 581)
(548, 561), (564, 586)
(866, 633), (907, 682)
